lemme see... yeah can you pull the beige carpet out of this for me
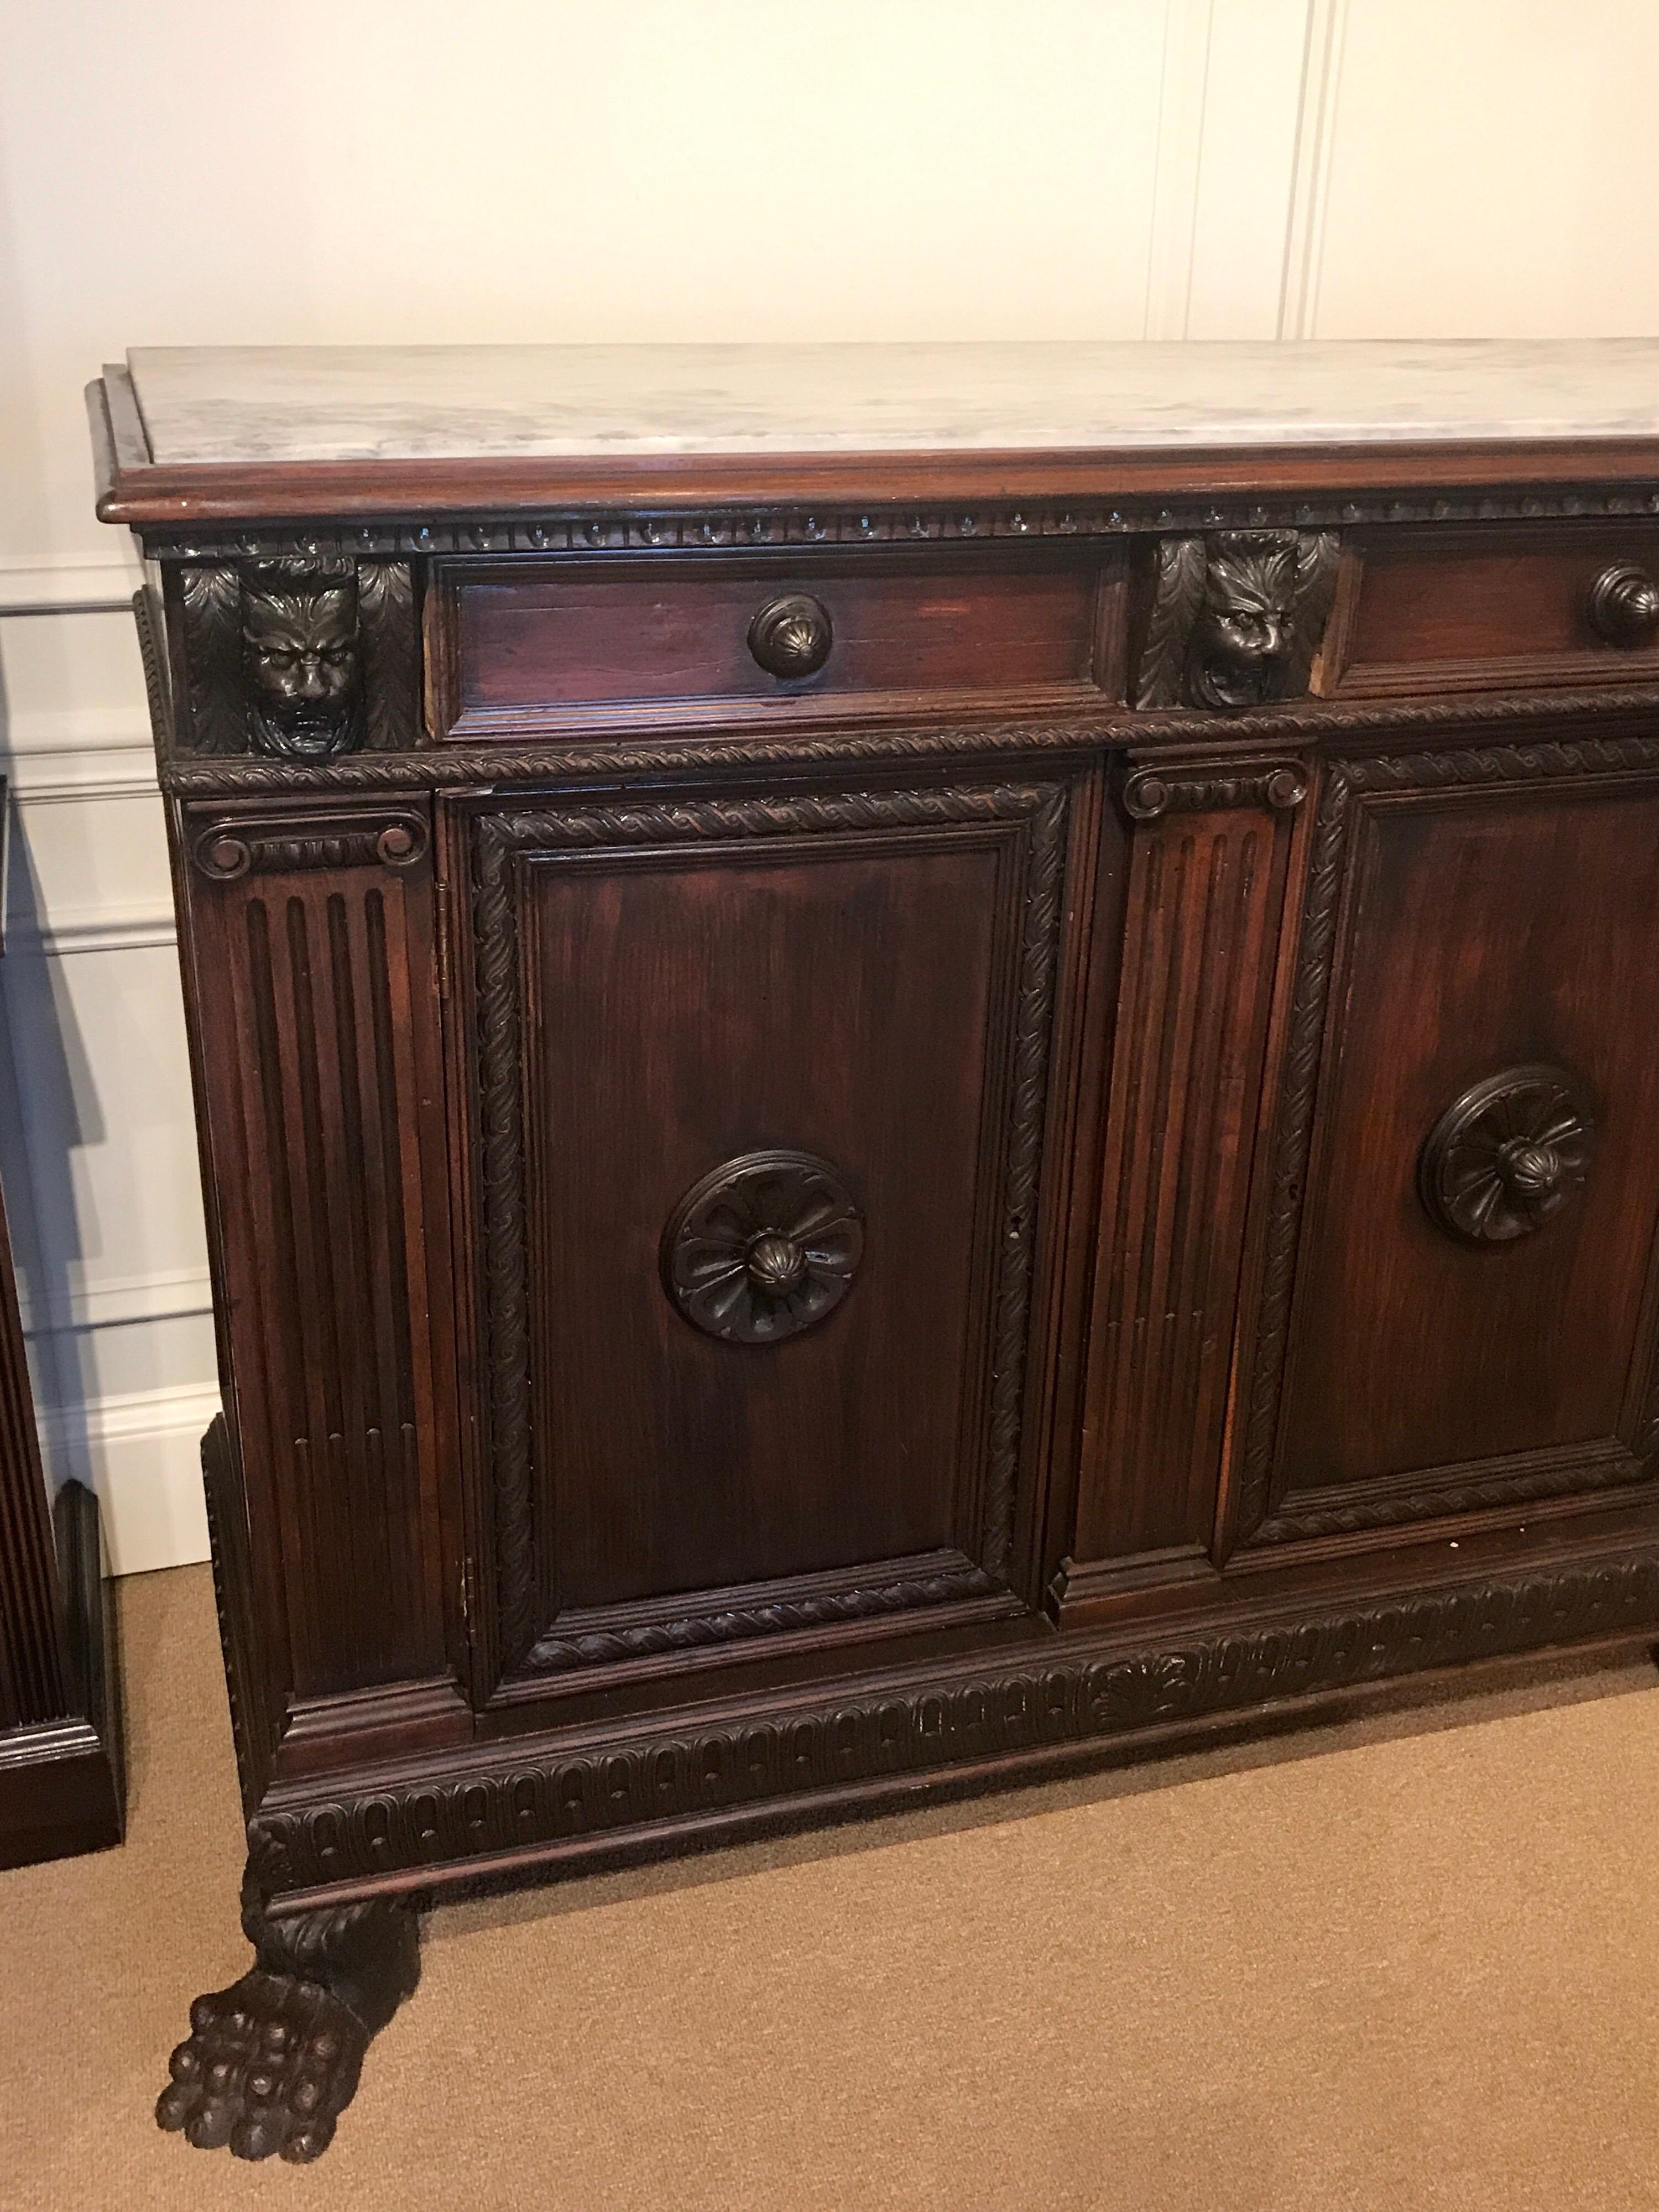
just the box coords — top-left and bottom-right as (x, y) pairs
(5, 1566), (1659, 2210)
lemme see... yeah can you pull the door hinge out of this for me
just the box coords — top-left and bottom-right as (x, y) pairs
(434, 877), (454, 1000)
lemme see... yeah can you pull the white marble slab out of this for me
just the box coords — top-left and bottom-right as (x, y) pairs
(126, 341), (1659, 467)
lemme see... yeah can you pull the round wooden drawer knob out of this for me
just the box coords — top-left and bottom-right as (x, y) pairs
(1588, 563), (1659, 647)
(748, 593), (833, 680)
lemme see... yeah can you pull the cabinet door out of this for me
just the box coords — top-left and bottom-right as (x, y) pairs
(1230, 739), (1659, 1552)
(452, 778), (1072, 1693)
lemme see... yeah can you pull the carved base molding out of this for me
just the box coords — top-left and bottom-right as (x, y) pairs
(248, 1542), (1659, 1904)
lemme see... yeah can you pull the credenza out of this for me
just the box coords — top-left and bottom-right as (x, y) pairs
(90, 338), (1659, 2161)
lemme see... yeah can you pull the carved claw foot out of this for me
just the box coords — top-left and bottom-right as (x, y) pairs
(156, 1968), (368, 2160)
(156, 1879), (418, 2161)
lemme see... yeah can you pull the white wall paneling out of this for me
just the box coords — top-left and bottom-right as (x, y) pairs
(0, 1), (1654, 1571)
(0, 577), (216, 1577)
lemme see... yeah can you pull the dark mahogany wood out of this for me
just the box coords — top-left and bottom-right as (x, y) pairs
(432, 550), (1123, 739)
(175, 802), (468, 1752)
(155, 1869), (417, 2163)
(1264, 768), (1659, 1531)
(457, 779), (1070, 1686)
(1315, 523), (1659, 697)
(1067, 759), (1306, 1579)
(0, 1167), (123, 1866)
(88, 345), (1659, 2162)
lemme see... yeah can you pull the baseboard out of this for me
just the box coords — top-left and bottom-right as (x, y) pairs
(36, 1381), (221, 1574)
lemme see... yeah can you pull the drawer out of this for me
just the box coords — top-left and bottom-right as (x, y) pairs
(425, 549), (1124, 739)
(1313, 523), (1659, 698)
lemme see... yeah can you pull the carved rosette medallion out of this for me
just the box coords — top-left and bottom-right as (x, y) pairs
(1134, 529), (1340, 709)
(662, 1149), (863, 1344)
(1418, 1063), (1595, 1244)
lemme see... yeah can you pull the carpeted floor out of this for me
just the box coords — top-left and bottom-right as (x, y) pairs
(5, 1567), (1659, 2210)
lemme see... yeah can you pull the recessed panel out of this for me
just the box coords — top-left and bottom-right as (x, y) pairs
(465, 785), (1072, 1660)
(1275, 782), (1659, 1502)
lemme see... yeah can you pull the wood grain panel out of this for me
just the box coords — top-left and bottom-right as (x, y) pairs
(1315, 523), (1659, 697)
(1070, 771), (1302, 1568)
(1266, 774), (1659, 1528)
(458, 780), (1071, 1684)
(184, 808), (459, 1706)
(430, 551), (1121, 738)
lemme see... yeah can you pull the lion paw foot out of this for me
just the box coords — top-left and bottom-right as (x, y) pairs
(155, 1968), (368, 2161)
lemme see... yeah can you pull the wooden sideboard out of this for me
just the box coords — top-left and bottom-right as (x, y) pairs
(91, 338), (1659, 2162)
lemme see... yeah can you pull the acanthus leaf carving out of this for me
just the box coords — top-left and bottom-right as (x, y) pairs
(1133, 529), (1340, 710)
(166, 558), (419, 760)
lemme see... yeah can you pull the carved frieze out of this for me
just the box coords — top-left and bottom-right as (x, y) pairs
(137, 478), (1659, 570)
(153, 683), (1659, 802)
(1134, 530), (1340, 709)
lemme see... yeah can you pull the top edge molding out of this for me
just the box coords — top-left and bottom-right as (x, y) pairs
(90, 341), (1659, 527)
(111, 482), (1659, 563)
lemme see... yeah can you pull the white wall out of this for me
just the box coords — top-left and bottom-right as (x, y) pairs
(1, 0), (1656, 1573)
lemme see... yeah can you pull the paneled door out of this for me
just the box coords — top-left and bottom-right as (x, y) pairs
(450, 776), (1077, 1697)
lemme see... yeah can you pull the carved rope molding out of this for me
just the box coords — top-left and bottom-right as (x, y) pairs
(527, 1561), (1003, 1674)
(154, 685), (1659, 800)
(471, 782), (1070, 1670)
(133, 585), (174, 749)
(246, 1546), (1659, 1897)
(140, 479), (1659, 567)
(1231, 731), (1659, 1552)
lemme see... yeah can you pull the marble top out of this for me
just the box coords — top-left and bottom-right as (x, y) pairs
(124, 341), (1659, 467)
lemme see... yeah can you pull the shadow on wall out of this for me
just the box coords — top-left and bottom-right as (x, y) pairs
(0, 641), (106, 1493)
